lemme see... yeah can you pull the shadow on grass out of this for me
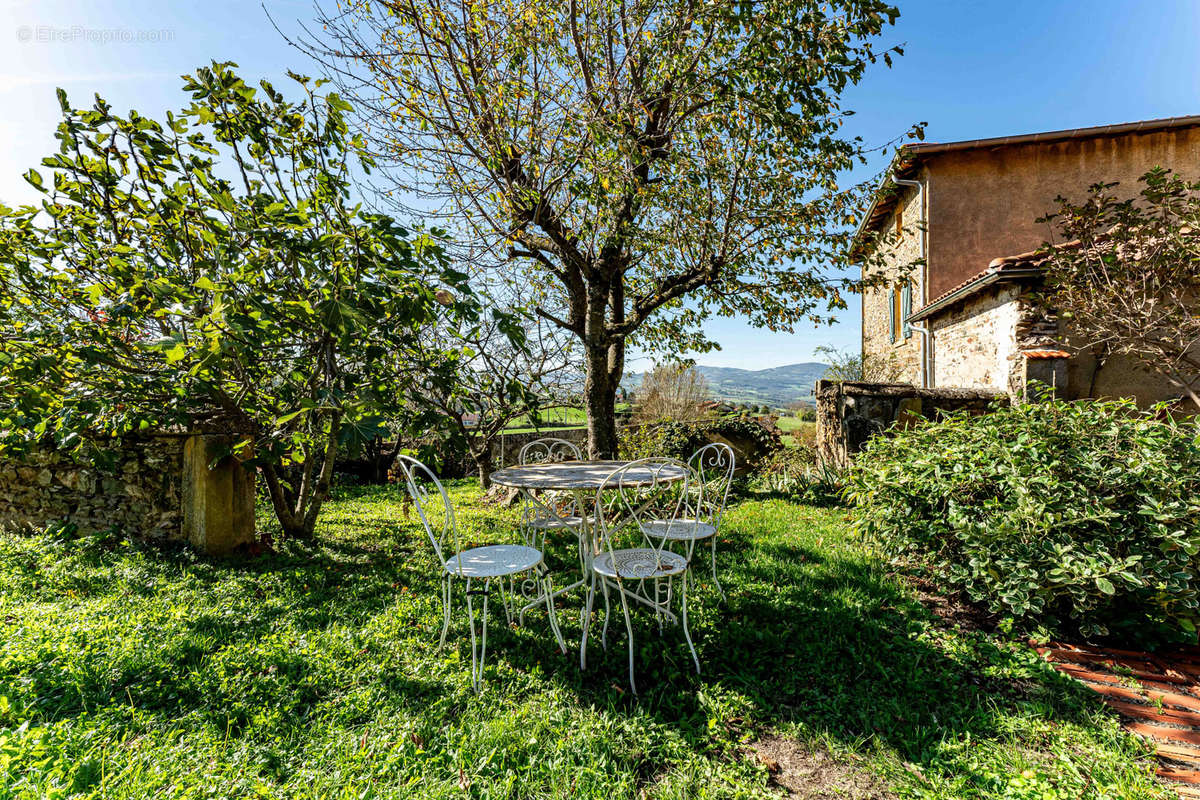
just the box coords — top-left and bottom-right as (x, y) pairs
(0, 483), (1118, 788)
(491, 509), (1112, 780)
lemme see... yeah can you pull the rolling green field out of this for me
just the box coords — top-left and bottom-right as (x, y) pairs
(502, 405), (588, 433)
(0, 483), (1168, 799)
(775, 416), (816, 449)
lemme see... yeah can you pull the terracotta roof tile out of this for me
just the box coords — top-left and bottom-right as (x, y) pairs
(1023, 349), (1072, 359)
(917, 258), (1042, 311)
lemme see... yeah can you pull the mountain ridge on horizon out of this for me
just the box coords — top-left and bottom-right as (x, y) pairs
(622, 361), (829, 407)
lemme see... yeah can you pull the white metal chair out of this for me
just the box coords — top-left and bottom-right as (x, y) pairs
(580, 458), (701, 695)
(517, 437), (587, 548)
(394, 455), (567, 691)
(643, 442), (736, 599)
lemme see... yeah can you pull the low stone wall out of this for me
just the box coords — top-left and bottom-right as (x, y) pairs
(815, 380), (1005, 467)
(0, 435), (187, 540)
(491, 428), (589, 468)
(0, 433), (255, 553)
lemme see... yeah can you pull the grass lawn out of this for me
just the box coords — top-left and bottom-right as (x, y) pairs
(503, 406), (589, 434)
(0, 484), (1169, 799)
(501, 405), (632, 434)
(774, 417), (816, 450)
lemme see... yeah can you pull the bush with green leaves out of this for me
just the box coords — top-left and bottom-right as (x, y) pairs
(846, 398), (1200, 641)
(0, 63), (474, 539)
(618, 417), (780, 465)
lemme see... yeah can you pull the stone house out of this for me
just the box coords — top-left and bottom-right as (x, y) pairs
(851, 115), (1200, 404)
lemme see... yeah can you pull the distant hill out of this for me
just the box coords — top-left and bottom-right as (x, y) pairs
(622, 362), (829, 408)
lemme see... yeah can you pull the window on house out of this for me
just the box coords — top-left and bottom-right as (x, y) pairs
(888, 283), (912, 344)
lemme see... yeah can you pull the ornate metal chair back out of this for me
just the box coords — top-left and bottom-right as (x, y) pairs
(597, 457), (696, 564)
(518, 437), (583, 465)
(394, 455), (462, 572)
(686, 442), (736, 527)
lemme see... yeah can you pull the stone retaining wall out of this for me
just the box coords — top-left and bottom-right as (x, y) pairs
(815, 380), (1005, 467)
(491, 428), (589, 468)
(0, 435), (187, 540)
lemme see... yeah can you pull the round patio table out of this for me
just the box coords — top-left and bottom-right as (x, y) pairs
(489, 460), (688, 619)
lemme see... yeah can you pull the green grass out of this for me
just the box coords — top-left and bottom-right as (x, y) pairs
(502, 404), (631, 434)
(0, 485), (1170, 799)
(774, 417), (815, 450)
(503, 406), (589, 433)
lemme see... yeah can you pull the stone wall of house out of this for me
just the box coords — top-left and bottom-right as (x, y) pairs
(861, 182), (925, 384)
(930, 284), (1024, 392)
(0, 435), (187, 540)
(815, 380), (1005, 466)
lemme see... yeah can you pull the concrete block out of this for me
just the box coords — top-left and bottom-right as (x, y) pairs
(182, 435), (255, 555)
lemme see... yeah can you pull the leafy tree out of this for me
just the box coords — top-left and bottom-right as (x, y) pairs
(299, 0), (917, 456)
(410, 292), (578, 487)
(1040, 168), (1200, 409)
(0, 63), (472, 539)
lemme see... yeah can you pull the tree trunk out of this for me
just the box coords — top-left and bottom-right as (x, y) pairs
(584, 342), (621, 458)
(258, 413), (341, 541)
(260, 463), (311, 539)
(474, 447), (494, 489)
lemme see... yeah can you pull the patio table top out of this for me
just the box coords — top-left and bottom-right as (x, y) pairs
(490, 459), (686, 491)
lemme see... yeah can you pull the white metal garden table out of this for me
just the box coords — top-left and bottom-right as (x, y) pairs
(489, 459), (688, 618)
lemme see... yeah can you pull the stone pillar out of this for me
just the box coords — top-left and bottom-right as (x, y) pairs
(814, 380), (847, 467)
(182, 434), (255, 555)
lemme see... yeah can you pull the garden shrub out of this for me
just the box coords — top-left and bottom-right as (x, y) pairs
(748, 448), (849, 507)
(846, 398), (1200, 641)
(618, 416), (780, 466)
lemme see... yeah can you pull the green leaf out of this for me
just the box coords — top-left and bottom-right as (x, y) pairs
(164, 343), (188, 364)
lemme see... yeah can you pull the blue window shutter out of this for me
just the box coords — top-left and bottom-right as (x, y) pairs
(888, 288), (896, 343)
(901, 284), (912, 339)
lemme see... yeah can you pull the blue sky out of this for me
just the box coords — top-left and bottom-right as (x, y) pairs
(3, 0), (1199, 369)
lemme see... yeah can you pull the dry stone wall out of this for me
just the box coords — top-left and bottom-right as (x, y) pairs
(815, 380), (1005, 467)
(0, 435), (187, 540)
(930, 284), (1023, 392)
(491, 428), (589, 468)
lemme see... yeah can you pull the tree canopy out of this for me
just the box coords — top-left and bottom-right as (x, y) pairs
(0, 63), (472, 538)
(301, 0), (917, 454)
(1040, 168), (1200, 409)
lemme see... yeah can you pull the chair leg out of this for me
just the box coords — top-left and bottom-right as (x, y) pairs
(616, 578), (638, 696)
(499, 577), (515, 627)
(710, 537), (725, 601)
(439, 575), (452, 649)
(480, 581), (491, 684)
(518, 576), (529, 628)
(464, 578), (491, 692)
(600, 576), (611, 649)
(580, 571), (597, 671)
(681, 575), (700, 675)
(465, 578), (479, 690)
(542, 573), (567, 654)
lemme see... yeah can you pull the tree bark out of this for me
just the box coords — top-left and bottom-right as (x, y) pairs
(474, 447), (494, 489)
(585, 341), (621, 458)
(258, 412), (341, 540)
